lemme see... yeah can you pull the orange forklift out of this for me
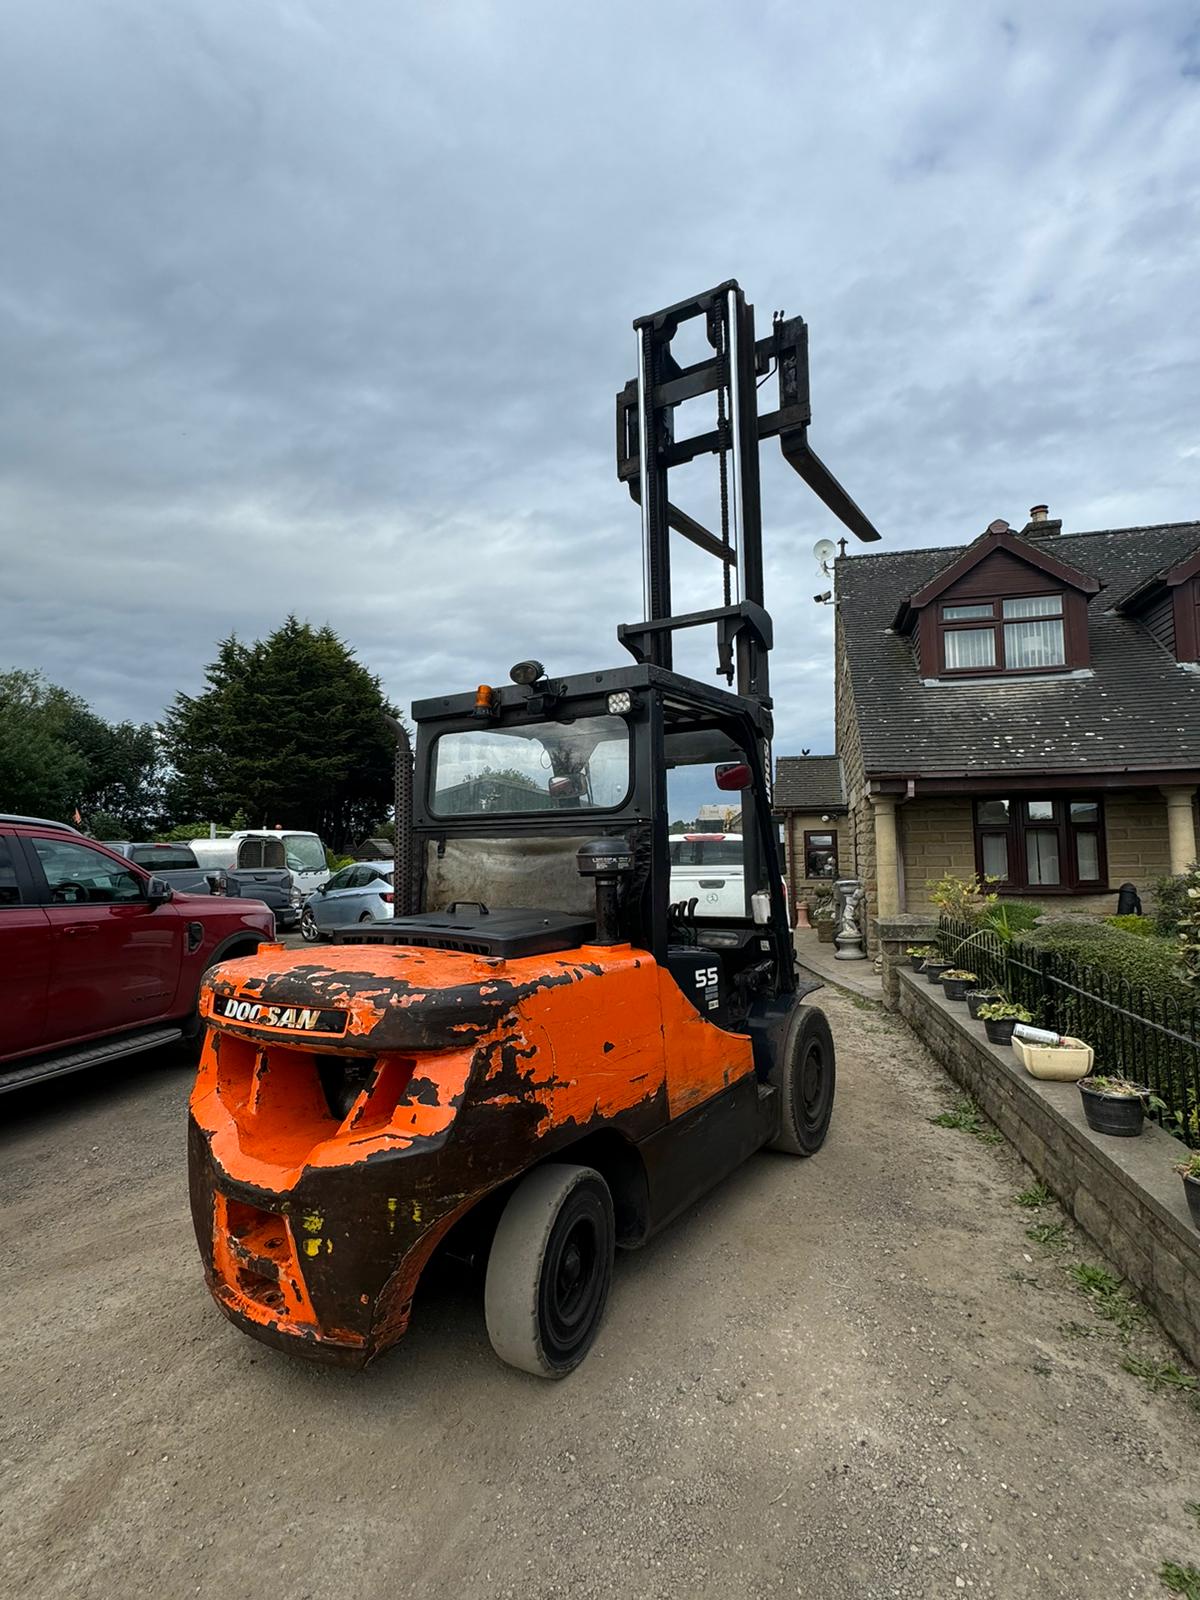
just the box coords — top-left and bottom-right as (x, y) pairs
(188, 281), (881, 1376)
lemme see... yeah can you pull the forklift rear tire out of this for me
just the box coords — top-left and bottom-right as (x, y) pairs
(769, 1003), (836, 1156)
(484, 1163), (615, 1379)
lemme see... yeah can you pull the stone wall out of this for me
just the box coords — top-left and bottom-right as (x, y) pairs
(1105, 792), (1176, 912)
(876, 913), (938, 1009)
(899, 968), (1200, 1367)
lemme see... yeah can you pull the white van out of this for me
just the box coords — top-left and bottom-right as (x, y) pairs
(668, 833), (745, 917)
(188, 829), (331, 896)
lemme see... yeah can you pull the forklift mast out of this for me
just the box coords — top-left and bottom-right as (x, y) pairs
(616, 280), (880, 706)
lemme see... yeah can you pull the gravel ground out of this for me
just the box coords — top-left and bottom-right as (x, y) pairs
(3, 984), (1199, 1600)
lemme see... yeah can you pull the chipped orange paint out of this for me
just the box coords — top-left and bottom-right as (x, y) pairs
(192, 934), (756, 1362)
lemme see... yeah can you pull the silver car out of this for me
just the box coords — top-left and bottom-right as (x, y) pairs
(301, 862), (394, 941)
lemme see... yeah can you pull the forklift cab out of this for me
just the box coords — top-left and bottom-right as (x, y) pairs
(400, 658), (794, 1034)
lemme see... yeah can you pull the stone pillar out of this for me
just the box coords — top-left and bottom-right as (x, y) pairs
(870, 793), (902, 918)
(1162, 787), (1199, 875)
(876, 914), (939, 1010)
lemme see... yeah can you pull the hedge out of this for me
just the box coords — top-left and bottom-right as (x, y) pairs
(1023, 918), (1193, 1007)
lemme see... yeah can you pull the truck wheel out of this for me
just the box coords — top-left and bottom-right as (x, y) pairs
(484, 1164), (614, 1379)
(769, 1003), (836, 1156)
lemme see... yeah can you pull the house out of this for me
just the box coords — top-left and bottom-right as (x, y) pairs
(832, 508), (1200, 939)
(773, 755), (847, 902)
(354, 836), (395, 861)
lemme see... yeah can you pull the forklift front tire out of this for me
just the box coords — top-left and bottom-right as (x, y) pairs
(769, 1003), (836, 1157)
(484, 1163), (615, 1379)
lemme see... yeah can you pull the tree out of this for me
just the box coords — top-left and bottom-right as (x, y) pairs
(162, 618), (400, 850)
(0, 669), (164, 831)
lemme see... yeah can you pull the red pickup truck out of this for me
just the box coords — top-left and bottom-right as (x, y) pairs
(1, 814), (275, 1093)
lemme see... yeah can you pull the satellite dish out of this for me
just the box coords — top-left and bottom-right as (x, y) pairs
(813, 537), (837, 573)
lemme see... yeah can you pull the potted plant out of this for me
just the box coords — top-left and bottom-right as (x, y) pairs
(906, 944), (934, 971)
(1077, 1075), (1150, 1138)
(939, 969), (978, 1003)
(923, 955), (952, 985)
(977, 1000), (1032, 1045)
(813, 894), (836, 945)
(1174, 1151), (1200, 1231)
(965, 987), (1004, 1021)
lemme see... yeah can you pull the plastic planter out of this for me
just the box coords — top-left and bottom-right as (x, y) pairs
(941, 975), (975, 1003)
(909, 954), (928, 971)
(983, 1016), (1018, 1045)
(966, 990), (1003, 1021)
(1183, 1175), (1200, 1232)
(924, 960), (951, 985)
(1011, 1034), (1093, 1081)
(1078, 1081), (1146, 1138)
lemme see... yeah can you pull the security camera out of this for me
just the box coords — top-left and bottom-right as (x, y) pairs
(813, 590), (832, 604)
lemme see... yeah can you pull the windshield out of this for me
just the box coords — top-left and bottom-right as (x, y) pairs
(129, 845), (199, 871)
(284, 835), (327, 872)
(431, 716), (630, 816)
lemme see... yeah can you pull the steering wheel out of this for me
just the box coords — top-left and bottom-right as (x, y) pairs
(52, 880), (88, 904)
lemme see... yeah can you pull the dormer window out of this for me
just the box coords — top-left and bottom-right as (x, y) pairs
(940, 593), (1066, 675)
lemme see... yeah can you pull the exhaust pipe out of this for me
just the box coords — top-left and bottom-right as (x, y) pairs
(383, 714), (416, 918)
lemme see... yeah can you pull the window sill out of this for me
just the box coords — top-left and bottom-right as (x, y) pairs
(996, 885), (1111, 898)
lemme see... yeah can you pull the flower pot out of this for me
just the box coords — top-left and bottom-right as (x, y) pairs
(1078, 1082), (1146, 1138)
(909, 954), (927, 971)
(924, 961), (951, 985)
(1011, 1034), (1093, 1081)
(1183, 1174), (1200, 1232)
(966, 990), (1002, 1021)
(983, 1016), (1017, 1045)
(941, 975), (975, 1002)
(816, 919), (835, 946)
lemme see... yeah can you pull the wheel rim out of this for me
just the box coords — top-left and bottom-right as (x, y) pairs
(799, 1037), (832, 1135)
(538, 1195), (607, 1365)
(301, 908), (317, 939)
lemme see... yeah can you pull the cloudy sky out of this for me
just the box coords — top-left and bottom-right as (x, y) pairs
(2, 0), (1197, 760)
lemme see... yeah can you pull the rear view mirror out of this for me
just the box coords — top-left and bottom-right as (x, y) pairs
(715, 762), (752, 792)
(146, 876), (173, 906)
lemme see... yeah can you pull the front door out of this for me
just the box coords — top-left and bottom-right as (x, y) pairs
(0, 834), (51, 1059)
(27, 834), (185, 1048)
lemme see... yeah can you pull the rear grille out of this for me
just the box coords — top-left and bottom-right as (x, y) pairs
(333, 929), (491, 954)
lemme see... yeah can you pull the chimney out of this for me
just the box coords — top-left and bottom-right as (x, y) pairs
(1022, 503), (1063, 537)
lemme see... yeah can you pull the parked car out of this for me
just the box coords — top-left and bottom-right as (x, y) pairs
(302, 862), (394, 941)
(668, 832), (745, 917)
(0, 814), (275, 1093)
(104, 840), (304, 931)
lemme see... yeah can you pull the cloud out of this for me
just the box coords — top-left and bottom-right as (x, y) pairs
(1, 0), (1197, 766)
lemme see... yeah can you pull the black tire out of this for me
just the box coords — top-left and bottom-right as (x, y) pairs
(300, 904), (320, 942)
(358, 910), (374, 923)
(484, 1164), (615, 1379)
(769, 1003), (836, 1156)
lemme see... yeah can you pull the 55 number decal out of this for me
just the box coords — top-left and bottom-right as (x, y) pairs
(694, 967), (719, 989)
